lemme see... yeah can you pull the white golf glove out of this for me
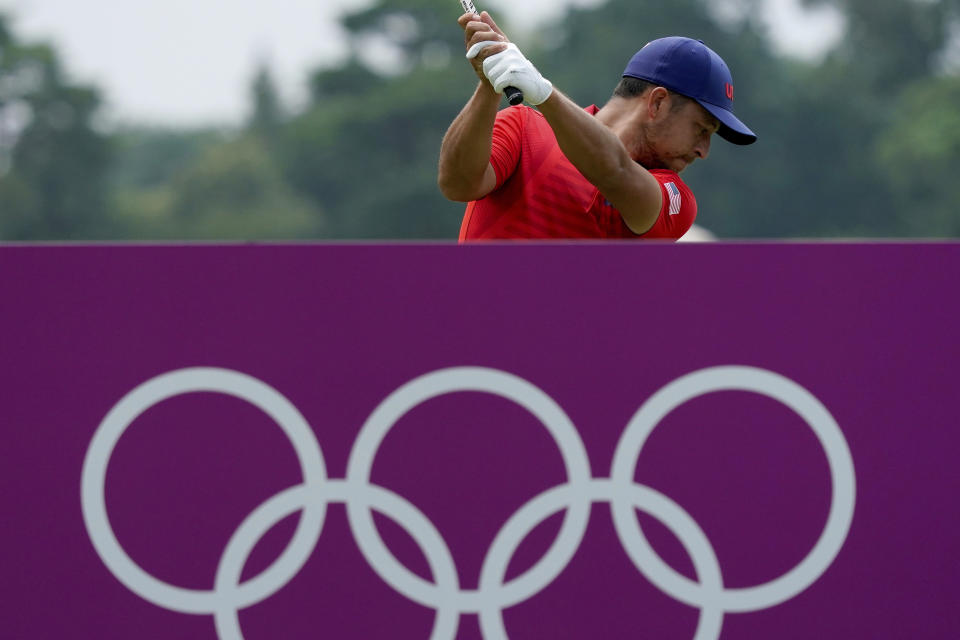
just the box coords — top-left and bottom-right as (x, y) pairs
(466, 41), (553, 105)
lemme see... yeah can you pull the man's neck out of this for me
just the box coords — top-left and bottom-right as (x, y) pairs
(596, 96), (653, 165)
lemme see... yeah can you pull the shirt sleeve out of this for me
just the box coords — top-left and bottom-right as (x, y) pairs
(489, 106), (525, 189)
(590, 170), (698, 240)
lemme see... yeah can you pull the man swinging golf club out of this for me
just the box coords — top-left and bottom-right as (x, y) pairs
(438, 10), (757, 241)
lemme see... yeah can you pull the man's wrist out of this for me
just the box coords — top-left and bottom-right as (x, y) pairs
(479, 43), (553, 105)
(474, 79), (502, 104)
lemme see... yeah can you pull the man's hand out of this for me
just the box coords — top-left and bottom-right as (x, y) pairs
(459, 11), (509, 86)
(472, 43), (553, 106)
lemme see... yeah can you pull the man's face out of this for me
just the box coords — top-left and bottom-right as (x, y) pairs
(642, 97), (720, 173)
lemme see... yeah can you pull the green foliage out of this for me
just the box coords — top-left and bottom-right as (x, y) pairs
(0, 13), (113, 240)
(109, 127), (226, 190)
(875, 75), (960, 235)
(309, 58), (383, 101)
(112, 134), (324, 240)
(248, 63), (284, 139)
(282, 59), (471, 238)
(278, 0), (477, 239)
(804, 0), (953, 88)
(342, 0), (470, 62)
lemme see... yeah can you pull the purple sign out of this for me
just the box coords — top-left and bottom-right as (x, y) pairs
(2, 243), (958, 639)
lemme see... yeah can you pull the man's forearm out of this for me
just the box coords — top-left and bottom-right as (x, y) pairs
(536, 89), (662, 233)
(536, 90), (634, 193)
(438, 82), (501, 202)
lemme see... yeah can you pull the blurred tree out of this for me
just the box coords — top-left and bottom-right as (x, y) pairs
(802, 0), (955, 88)
(541, 0), (762, 103)
(779, 0), (960, 237)
(113, 135), (324, 240)
(0, 13), (112, 239)
(248, 61), (284, 141)
(309, 57), (382, 101)
(108, 63), (319, 241)
(169, 136), (323, 239)
(109, 127), (225, 192)
(342, 0), (464, 67)
(876, 75), (960, 235)
(277, 0), (477, 238)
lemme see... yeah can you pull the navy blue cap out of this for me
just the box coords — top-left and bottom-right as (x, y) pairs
(623, 37), (756, 145)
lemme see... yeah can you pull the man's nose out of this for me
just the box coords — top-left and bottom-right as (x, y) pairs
(695, 136), (711, 160)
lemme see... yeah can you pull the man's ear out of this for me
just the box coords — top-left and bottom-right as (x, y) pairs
(648, 86), (670, 119)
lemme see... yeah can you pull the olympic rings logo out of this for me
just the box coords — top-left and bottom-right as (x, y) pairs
(81, 365), (856, 640)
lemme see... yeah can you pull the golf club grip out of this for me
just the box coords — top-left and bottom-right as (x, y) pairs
(505, 86), (524, 105)
(459, 1), (523, 104)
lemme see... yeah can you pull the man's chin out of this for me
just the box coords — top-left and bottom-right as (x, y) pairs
(636, 158), (673, 172)
(635, 156), (690, 173)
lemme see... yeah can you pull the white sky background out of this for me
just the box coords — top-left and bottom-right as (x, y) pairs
(0, 0), (844, 127)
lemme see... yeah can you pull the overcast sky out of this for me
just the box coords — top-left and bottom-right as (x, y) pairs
(0, 0), (843, 127)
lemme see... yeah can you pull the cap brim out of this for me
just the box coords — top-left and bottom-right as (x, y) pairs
(698, 100), (757, 145)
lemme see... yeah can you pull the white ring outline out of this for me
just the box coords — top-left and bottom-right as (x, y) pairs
(78, 364), (857, 639)
(610, 366), (856, 613)
(80, 368), (328, 614)
(345, 367), (592, 613)
(477, 479), (725, 640)
(212, 481), (460, 640)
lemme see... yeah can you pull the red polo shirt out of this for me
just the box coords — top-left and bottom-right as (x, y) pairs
(459, 105), (697, 241)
